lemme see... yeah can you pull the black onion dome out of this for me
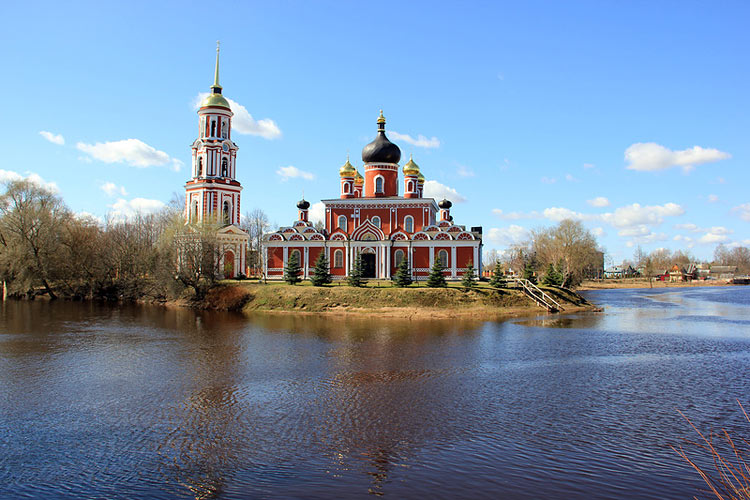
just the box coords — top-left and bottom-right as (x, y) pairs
(296, 199), (310, 210)
(361, 110), (401, 164)
(438, 199), (452, 209)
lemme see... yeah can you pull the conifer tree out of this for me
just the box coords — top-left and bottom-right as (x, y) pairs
(427, 258), (447, 288)
(523, 260), (537, 285)
(392, 256), (413, 287)
(461, 261), (477, 289)
(283, 252), (302, 285)
(310, 252), (332, 286)
(541, 262), (564, 286)
(489, 261), (506, 289)
(348, 253), (366, 287)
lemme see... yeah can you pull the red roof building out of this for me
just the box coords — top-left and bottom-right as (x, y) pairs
(263, 112), (482, 281)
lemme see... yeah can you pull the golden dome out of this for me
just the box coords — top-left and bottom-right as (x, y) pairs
(339, 157), (356, 177)
(354, 170), (364, 185)
(403, 154), (420, 176)
(200, 93), (231, 109)
(417, 171), (425, 183)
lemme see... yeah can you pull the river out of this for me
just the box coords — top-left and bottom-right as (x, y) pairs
(1, 286), (749, 499)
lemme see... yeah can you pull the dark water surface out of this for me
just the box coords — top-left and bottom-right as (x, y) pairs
(1, 286), (749, 499)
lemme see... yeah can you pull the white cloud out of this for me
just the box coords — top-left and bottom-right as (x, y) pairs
(456, 165), (475, 177)
(707, 194), (719, 203)
(624, 231), (668, 247)
(423, 180), (466, 203)
(487, 225), (529, 246)
(389, 131), (440, 149)
(39, 130), (65, 145)
(77, 139), (182, 171)
(308, 202), (325, 224)
(625, 142), (731, 172)
(592, 227), (606, 237)
(565, 173), (578, 182)
(587, 196), (610, 208)
(540, 176), (557, 184)
(276, 165), (314, 182)
(699, 232), (730, 244)
(0, 169), (58, 192)
(543, 207), (590, 222)
(492, 208), (540, 220)
(601, 202), (684, 228)
(732, 203), (750, 222)
(100, 182), (127, 197)
(76, 211), (103, 224)
(108, 198), (166, 220)
(583, 163), (595, 169)
(194, 93), (281, 139)
(674, 223), (701, 232)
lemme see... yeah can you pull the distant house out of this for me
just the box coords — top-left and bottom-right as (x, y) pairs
(654, 269), (670, 281)
(709, 265), (737, 281)
(668, 264), (690, 282)
(604, 265), (637, 279)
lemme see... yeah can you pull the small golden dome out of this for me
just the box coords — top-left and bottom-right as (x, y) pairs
(354, 170), (364, 185)
(417, 171), (425, 183)
(403, 154), (420, 176)
(377, 109), (386, 124)
(339, 157), (356, 177)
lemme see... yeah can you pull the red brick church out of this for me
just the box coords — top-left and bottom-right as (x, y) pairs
(264, 112), (483, 280)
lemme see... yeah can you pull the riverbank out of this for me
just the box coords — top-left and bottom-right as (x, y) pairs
(190, 282), (597, 320)
(579, 278), (734, 290)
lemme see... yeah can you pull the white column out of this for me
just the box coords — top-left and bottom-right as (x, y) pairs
(304, 247), (309, 279)
(473, 245), (478, 270)
(429, 246), (435, 267)
(345, 245), (350, 277)
(385, 245), (391, 278)
(451, 247), (457, 278)
(283, 247), (288, 267)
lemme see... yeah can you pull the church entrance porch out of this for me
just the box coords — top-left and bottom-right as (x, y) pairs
(362, 253), (376, 278)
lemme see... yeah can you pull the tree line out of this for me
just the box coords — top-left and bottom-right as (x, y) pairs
(0, 179), (272, 301)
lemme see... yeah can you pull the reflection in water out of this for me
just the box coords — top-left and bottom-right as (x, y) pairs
(1, 287), (750, 499)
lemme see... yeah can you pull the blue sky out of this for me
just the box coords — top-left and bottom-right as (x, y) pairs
(2, 1), (748, 263)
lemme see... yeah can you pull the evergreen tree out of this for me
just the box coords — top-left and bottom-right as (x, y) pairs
(310, 252), (332, 286)
(489, 261), (506, 289)
(523, 260), (537, 285)
(461, 261), (476, 289)
(283, 252), (302, 285)
(392, 257), (413, 287)
(426, 258), (447, 288)
(541, 262), (564, 286)
(347, 253), (366, 287)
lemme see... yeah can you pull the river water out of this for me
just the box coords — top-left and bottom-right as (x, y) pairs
(1, 286), (749, 499)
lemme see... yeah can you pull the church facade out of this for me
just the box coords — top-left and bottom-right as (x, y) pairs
(264, 112), (482, 280)
(183, 44), (248, 278)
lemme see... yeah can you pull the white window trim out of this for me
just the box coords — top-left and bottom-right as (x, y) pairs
(374, 175), (385, 193)
(334, 249), (344, 268)
(404, 215), (414, 233)
(337, 215), (347, 231)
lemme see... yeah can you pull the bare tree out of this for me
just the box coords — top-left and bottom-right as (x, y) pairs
(0, 180), (71, 298)
(531, 219), (601, 287)
(242, 208), (270, 276)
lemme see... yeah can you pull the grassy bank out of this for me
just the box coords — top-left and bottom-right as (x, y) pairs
(197, 281), (596, 320)
(579, 278), (733, 290)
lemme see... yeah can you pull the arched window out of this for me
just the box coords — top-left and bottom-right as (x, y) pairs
(375, 176), (384, 193)
(394, 249), (404, 268)
(222, 120), (227, 138)
(222, 158), (228, 177)
(343, 182), (350, 194)
(404, 216), (414, 233)
(438, 249), (449, 268)
(407, 180), (414, 193)
(371, 216), (381, 228)
(333, 249), (344, 268)
(191, 200), (198, 221)
(290, 250), (301, 266)
(337, 215), (347, 231)
(211, 120), (216, 137)
(197, 157), (203, 176)
(223, 200), (231, 224)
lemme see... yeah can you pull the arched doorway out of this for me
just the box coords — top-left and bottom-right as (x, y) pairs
(361, 248), (376, 278)
(223, 250), (235, 278)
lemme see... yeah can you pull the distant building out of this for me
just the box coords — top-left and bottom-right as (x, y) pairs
(709, 265), (737, 281)
(263, 112), (482, 280)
